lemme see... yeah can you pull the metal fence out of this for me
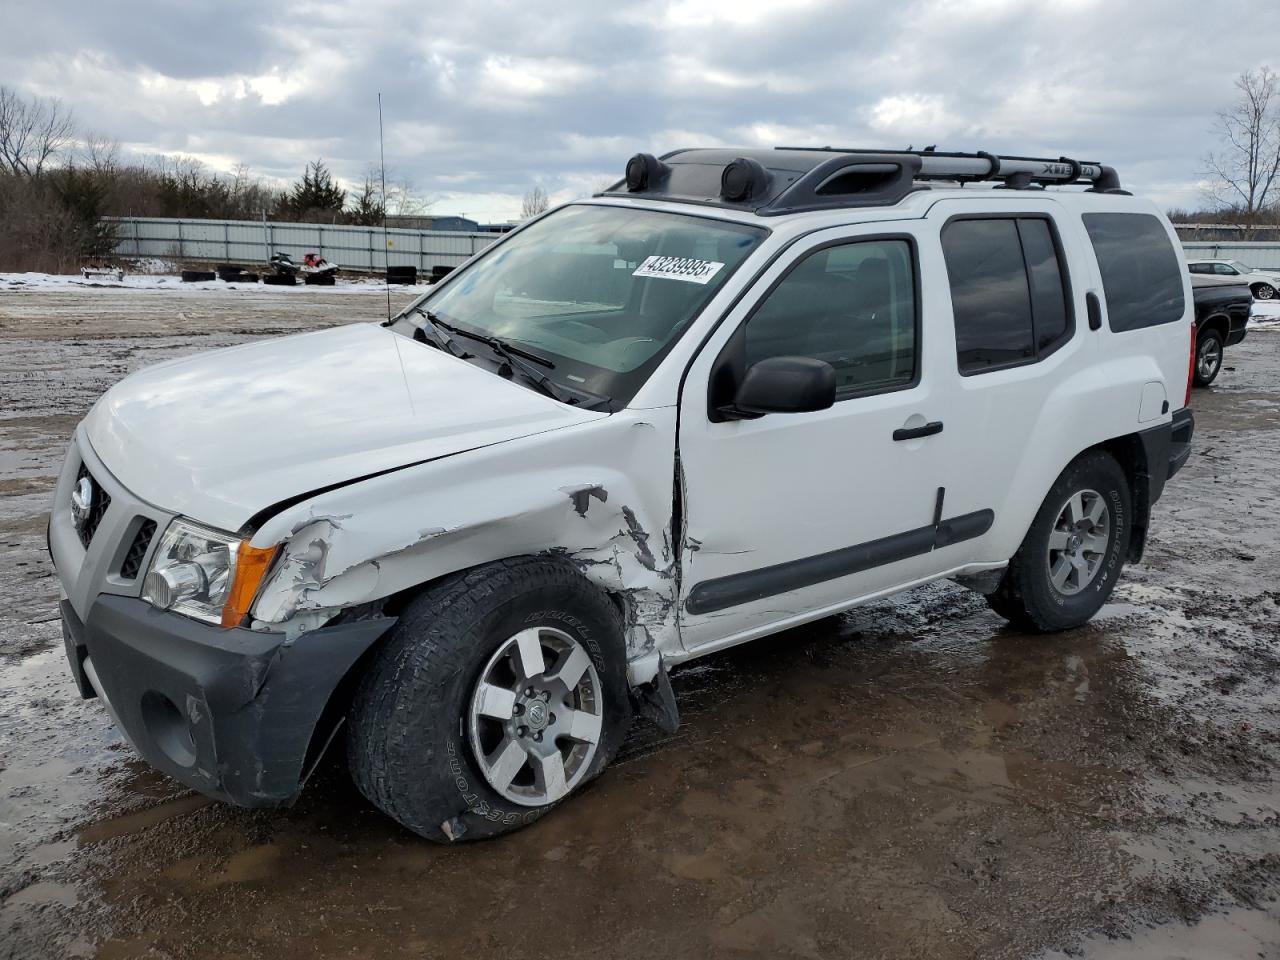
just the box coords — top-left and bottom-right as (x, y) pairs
(103, 217), (1280, 274)
(104, 216), (501, 273)
(1181, 242), (1280, 270)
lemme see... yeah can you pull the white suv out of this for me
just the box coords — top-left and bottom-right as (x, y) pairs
(50, 147), (1196, 841)
(1186, 258), (1280, 300)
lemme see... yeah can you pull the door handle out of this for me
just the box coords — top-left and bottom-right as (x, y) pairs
(893, 420), (944, 441)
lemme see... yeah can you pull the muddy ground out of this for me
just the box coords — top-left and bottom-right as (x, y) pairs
(1, 286), (1278, 960)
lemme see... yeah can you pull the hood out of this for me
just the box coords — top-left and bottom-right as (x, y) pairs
(84, 323), (605, 532)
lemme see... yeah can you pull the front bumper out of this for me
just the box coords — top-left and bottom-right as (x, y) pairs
(62, 594), (394, 806)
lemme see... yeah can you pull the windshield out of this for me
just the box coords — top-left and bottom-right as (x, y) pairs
(1229, 261), (1255, 272)
(414, 204), (766, 406)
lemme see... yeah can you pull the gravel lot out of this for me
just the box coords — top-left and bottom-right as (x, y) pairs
(1, 285), (1278, 959)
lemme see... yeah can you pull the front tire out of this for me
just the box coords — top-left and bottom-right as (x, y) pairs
(987, 450), (1131, 632)
(1194, 327), (1224, 386)
(347, 557), (632, 842)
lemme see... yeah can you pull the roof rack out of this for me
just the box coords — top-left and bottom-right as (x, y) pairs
(599, 146), (1128, 217)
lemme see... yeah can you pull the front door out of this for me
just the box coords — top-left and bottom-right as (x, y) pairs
(677, 224), (963, 650)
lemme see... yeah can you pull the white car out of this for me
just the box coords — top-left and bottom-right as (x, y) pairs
(50, 147), (1195, 842)
(1186, 258), (1280, 300)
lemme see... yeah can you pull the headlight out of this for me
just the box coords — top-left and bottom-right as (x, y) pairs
(141, 519), (277, 627)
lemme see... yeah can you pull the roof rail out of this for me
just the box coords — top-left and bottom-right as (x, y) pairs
(598, 146), (1128, 217)
(775, 146), (1125, 193)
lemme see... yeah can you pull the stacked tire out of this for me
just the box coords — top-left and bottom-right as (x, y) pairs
(430, 265), (455, 283)
(180, 270), (215, 282)
(263, 274), (296, 286)
(386, 265), (417, 285)
(304, 272), (337, 286)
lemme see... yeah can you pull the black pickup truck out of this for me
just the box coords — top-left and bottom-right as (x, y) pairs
(1190, 274), (1252, 386)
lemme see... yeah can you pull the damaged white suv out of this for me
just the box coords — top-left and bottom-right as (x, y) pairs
(51, 147), (1195, 841)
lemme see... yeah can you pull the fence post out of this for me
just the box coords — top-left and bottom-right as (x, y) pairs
(318, 224), (325, 259)
(134, 218), (142, 257)
(224, 221), (230, 262)
(177, 220), (184, 260)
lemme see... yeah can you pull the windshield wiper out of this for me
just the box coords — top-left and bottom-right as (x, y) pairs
(428, 313), (612, 410)
(409, 307), (472, 359)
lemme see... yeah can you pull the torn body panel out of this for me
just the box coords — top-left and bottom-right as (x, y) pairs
(251, 408), (683, 670)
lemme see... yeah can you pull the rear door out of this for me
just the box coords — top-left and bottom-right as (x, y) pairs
(913, 197), (1099, 564)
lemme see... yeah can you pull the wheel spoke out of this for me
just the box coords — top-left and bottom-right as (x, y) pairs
(1081, 531), (1109, 554)
(1051, 555), (1073, 590)
(533, 750), (568, 803)
(1065, 493), (1085, 526)
(474, 682), (517, 720)
(1048, 529), (1071, 551)
(1085, 496), (1106, 526)
(550, 644), (591, 692)
(560, 707), (602, 745)
(486, 738), (529, 791)
(513, 628), (547, 680)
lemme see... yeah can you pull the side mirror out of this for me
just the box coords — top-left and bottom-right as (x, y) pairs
(731, 356), (836, 417)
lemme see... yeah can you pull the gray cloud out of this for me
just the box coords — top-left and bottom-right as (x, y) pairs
(1, 0), (1275, 219)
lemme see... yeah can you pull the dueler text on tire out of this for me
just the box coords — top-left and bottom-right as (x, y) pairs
(987, 450), (1132, 632)
(1193, 327), (1224, 386)
(346, 556), (632, 842)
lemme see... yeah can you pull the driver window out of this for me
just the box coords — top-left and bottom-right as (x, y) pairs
(743, 238), (918, 395)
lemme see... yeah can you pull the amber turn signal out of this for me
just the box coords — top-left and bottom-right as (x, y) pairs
(220, 542), (280, 628)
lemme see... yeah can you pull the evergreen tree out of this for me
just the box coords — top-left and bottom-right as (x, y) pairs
(278, 159), (346, 222)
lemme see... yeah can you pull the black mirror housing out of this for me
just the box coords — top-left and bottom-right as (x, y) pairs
(732, 356), (836, 416)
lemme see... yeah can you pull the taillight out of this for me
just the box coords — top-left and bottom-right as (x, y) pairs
(1185, 322), (1196, 408)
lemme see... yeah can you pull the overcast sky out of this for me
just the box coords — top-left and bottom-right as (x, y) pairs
(2, 0), (1276, 222)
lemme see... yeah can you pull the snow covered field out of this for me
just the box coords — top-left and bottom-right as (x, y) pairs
(0, 271), (416, 294)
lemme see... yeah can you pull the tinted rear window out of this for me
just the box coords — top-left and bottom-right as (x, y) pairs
(1082, 213), (1185, 332)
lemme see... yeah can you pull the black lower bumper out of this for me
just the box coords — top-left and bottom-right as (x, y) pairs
(1168, 407), (1194, 480)
(62, 595), (395, 807)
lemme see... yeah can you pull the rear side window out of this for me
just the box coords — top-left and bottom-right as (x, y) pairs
(1187, 262), (1212, 274)
(1082, 213), (1185, 332)
(941, 217), (1072, 375)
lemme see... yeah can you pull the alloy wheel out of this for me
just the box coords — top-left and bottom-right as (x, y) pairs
(1046, 488), (1111, 596)
(467, 627), (603, 806)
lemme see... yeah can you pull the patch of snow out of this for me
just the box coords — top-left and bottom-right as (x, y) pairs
(0, 272), (417, 294)
(1249, 301), (1280, 328)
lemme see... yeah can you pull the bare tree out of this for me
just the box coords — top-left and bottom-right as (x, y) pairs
(1205, 67), (1280, 222)
(81, 130), (119, 174)
(383, 174), (434, 217)
(521, 185), (549, 219)
(0, 86), (76, 177)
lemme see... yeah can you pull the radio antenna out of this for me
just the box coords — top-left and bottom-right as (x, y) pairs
(378, 92), (392, 323)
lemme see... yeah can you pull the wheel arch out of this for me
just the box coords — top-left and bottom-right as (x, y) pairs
(1197, 313), (1230, 343)
(298, 553), (642, 780)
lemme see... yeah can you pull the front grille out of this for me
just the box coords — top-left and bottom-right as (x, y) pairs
(75, 463), (111, 548)
(119, 519), (157, 580)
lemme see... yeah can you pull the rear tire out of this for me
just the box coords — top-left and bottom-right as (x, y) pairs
(1194, 327), (1224, 386)
(1253, 283), (1276, 300)
(347, 557), (632, 842)
(987, 450), (1131, 632)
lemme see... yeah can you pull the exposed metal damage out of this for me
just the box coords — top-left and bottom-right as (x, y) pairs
(248, 408), (684, 674)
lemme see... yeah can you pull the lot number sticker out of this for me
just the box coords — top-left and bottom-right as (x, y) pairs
(633, 256), (725, 285)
